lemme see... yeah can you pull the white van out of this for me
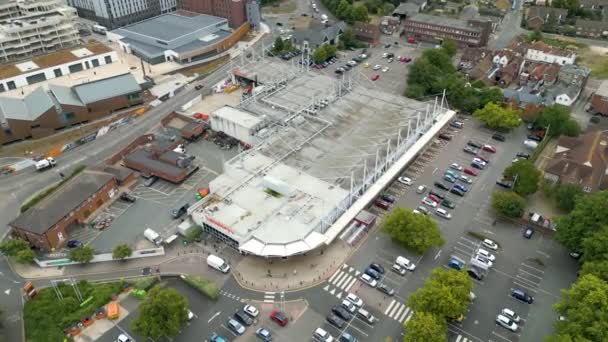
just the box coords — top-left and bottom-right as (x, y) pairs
(207, 254), (230, 273)
(395, 256), (416, 271)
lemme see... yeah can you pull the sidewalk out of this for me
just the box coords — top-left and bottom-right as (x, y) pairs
(233, 239), (354, 292)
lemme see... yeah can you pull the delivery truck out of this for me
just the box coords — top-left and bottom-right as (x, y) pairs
(207, 254), (230, 273)
(35, 157), (56, 171)
(144, 228), (162, 245)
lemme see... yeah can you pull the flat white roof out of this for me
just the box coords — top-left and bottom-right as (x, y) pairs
(212, 106), (262, 129)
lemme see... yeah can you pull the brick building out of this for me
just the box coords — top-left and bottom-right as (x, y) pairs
(403, 14), (491, 47)
(0, 73), (143, 145)
(9, 170), (118, 251)
(352, 22), (380, 46)
(591, 80), (608, 115)
(178, 0), (247, 27)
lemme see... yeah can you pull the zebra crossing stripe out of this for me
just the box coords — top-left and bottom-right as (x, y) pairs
(336, 274), (352, 289)
(344, 277), (358, 292)
(331, 272), (347, 286)
(404, 310), (414, 323)
(384, 299), (396, 315)
(393, 304), (406, 321)
(328, 269), (341, 283)
(398, 307), (410, 323)
(388, 302), (402, 318)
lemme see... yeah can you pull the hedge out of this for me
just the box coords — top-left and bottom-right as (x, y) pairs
(134, 276), (159, 291)
(181, 275), (219, 300)
(20, 165), (86, 213)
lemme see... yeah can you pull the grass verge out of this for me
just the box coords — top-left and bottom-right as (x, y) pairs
(178, 55), (230, 77)
(20, 165), (86, 213)
(24, 280), (125, 342)
(181, 275), (219, 300)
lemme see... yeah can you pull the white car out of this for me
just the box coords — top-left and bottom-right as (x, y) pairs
(341, 299), (357, 313)
(477, 248), (496, 261)
(412, 209), (421, 214)
(360, 273), (377, 287)
(382, 67), (389, 73)
(398, 176), (413, 185)
(416, 185), (427, 194)
(313, 327), (334, 342)
(473, 254), (493, 268)
(382, 52), (389, 58)
(483, 238), (498, 250)
(501, 308), (521, 323)
(346, 293), (363, 307)
(435, 208), (452, 219)
(496, 314), (518, 332)
(422, 197), (438, 208)
(244, 304), (259, 318)
(396, 256), (416, 271)
(459, 175), (473, 184)
(117, 334), (131, 342)
(373, 64), (382, 70)
(391, 263), (406, 276)
(187, 309), (194, 321)
(450, 163), (463, 171)
(472, 158), (487, 166)
(347, 60), (357, 66)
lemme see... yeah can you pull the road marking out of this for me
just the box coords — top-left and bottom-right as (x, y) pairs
(491, 330), (513, 342)
(432, 167), (438, 174)
(328, 268), (341, 283)
(393, 304), (406, 321)
(331, 271), (347, 286)
(536, 250), (551, 258)
(517, 268), (543, 280)
(404, 310), (414, 323)
(520, 263), (545, 273)
(208, 311), (221, 323)
(4, 289), (10, 295)
(434, 249), (442, 260)
(344, 277), (358, 292)
(398, 307), (410, 323)
(336, 274), (352, 289)
(384, 299), (396, 315)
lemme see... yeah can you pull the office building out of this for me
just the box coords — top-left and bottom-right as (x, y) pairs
(68, 0), (177, 29)
(178, 0), (248, 28)
(403, 14), (491, 47)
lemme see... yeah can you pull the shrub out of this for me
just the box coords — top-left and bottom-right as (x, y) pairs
(181, 275), (219, 300)
(134, 276), (159, 291)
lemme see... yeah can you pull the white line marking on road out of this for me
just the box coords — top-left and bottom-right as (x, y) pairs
(456, 335), (462, 342)
(323, 285), (330, 291)
(491, 330), (513, 342)
(332, 272), (347, 286)
(328, 269), (341, 283)
(344, 277), (358, 292)
(384, 299), (396, 315)
(336, 274), (352, 289)
(393, 304), (406, 320)
(342, 264), (348, 269)
(263, 299), (274, 303)
(536, 250), (551, 258)
(516, 274), (541, 287)
(512, 281), (538, 293)
(432, 167), (438, 174)
(404, 310), (414, 323)
(349, 266), (355, 272)
(208, 311), (221, 323)
(520, 263), (545, 273)
(388, 302), (402, 318)
(329, 288), (336, 295)
(4, 289), (10, 295)
(518, 268), (543, 280)
(398, 307), (410, 323)
(336, 291), (342, 299)
(434, 249), (442, 260)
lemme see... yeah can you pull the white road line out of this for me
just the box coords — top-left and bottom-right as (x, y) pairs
(404, 310), (414, 323)
(336, 274), (352, 289)
(516, 274), (541, 287)
(434, 249), (442, 260)
(491, 330), (513, 342)
(455, 335), (462, 342)
(331, 271), (347, 286)
(393, 304), (406, 320)
(344, 277), (358, 292)
(518, 268), (543, 280)
(388, 302), (402, 318)
(263, 299), (274, 303)
(513, 281), (538, 293)
(398, 307), (410, 323)
(384, 299), (396, 315)
(521, 262), (545, 273)
(328, 268), (342, 283)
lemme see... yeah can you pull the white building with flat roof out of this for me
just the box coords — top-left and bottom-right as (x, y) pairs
(210, 106), (263, 147)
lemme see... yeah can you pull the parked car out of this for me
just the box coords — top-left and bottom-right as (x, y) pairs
(482, 238), (498, 250)
(144, 176), (158, 187)
(381, 194), (396, 203)
(171, 203), (190, 219)
(492, 133), (506, 141)
(443, 174), (456, 183)
(438, 133), (453, 140)
(467, 267), (484, 280)
(516, 152), (530, 159)
(416, 185), (427, 194)
(255, 327), (273, 341)
(448, 257), (465, 270)
(511, 288), (534, 304)
(209, 333), (228, 342)
(339, 332), (356, 342)
(313, 328), (333, 342)
(467, 140), (483, 149)
(391, 263), (407, 276)
(435, 208), (452, 219)
(371, 74), (380, 81)
(374, 199), (390, 210)
(445, 169), (459, 178)
(67, 240), (82, 248)
(429, 190), (445, 200)
(453, 183), (468, 192)
(227, 318), (246, 335)
(483, 144), (497, 153)
(326, 314), (346, 329)
(364, 267), (381, 280)
(428, 193), (441, 203)
(398, 176), (413, 185)
(373, 64), (381, 70)
(463, 146), (479, 155)
(422, 197), (438, 207)
(434, 181), (450, 191)
(360, 273), (378, 287)
(244, 305), (259, 318)
(234, 310), (254, 326)
(441, 199), (455, 209)
(527, 134), (542, 142)
(119, 192), (137, 203)
(345, 293), (363, 307)
(331, 306), (352, 321)
(369, 263), (385, 274)
(459, 175), (473, 184)
(464, 167), (478, 176)
(501, 308), (521, 323)
(474, 254), (493, 268)
(496, 314), (518, 332)
(270, 311), (288, 326)
(476, 248), (496, 261)
(450, 188), (465, 197)
(523, 227), (534, 239)
(450, 121), (464, 129)
(496, 179), (514, 189)
(450, 163), (463, 171)
(377, 283), (395, 296)
(471, 161), (485, 170)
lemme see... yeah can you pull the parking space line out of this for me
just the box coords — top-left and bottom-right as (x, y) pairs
(512, 281), (538, 293)
(491, 330), (513, 342)
(520, 263), (545, 273)
(515, 274), (541, 287)
(517, 268), (543, 280)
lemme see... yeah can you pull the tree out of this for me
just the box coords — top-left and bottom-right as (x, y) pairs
(551, 274), (608, 341)
(336, 0), (350, 19)
(555, 191), (608, 253)
(68, 246), (94, 263)
(272, 37), (284, 54)
(338, 29), (359, 49)
(473, 102), (522, 130)
(441, 39), (457, 58)
(132, 286), (188, 340)
(312, 47), (328, 64)
(504, 160), (541, 196)
(15, 248), (35, 264)
(536, 105), (580, 137)
(553, 183), (584, 211)
(491, 191), (526, 218)
(112, 244), (133, 260)
(324, 44), (337, 59)
(350, 4), (369, 22)
(404, 312), (447, 342)
(529, 30), (543, 41)
(382, 3), (395, 15)
(422, 49), (454, 74)
(408, 268), (473, 319)
(581, 226), (608, 263)
(580, 260), (608, 282)
(382, 207), (444, 254)
(0, 239), (30, 257)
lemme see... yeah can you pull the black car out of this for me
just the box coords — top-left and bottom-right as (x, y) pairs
(496, 179), (514, 189)
(471, 162), (485, 170)
(144, 176), (158, 187)
(365, 267), (381, 280)
(438, 133), (453, 141)
(276, 22), (283, 26)
(429, 190), (445, 200)
(467, 267), (484, 280)
(119, 192), (137, 203)
(384, 43), (392, 48)
(369, 263), (385, 274)
(67, 240), (82, 248)
(327, 314), (346, 328)
(492, 133), (506, 142)
(171, 203), (190, 219)
(527, 134), (543, 142)
(463, 146), (479, 155)
(450, 188), (465, 197)
(331, 306), (352, 321)
(511, 289), (534, 304)
(434, 181), (450, 191)
(335, 69), (344, 74)
(467, 140), (483, 149)
(523, 227), (534, 239)
(381, 194), (396, 203)
(377, 284), (395, 296)
(234, 310), (253, 326)
(516, 152), (530, 159)
(195, 84), (204, 90)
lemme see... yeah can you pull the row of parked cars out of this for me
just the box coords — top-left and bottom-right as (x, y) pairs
(211, 305), (286, 341)
(315, 292), (376, 342)
(277, 49), (302, 61)
(335, 53), (368, 74)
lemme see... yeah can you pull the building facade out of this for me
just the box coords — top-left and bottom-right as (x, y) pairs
(525, 41), (576, 65)
(403, 14), (491, 47)
(178, 0), (248, 28)
(245, 0), (260, 28)
(68, 0), (177, 29)
(0, 0), (80, 64)
(591, 80), (608, 115)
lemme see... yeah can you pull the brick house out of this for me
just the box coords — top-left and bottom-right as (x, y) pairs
(179, 0), (248, 28)
(575, 19), (608, 38)
(9, 170), (118, 251)
(403, 14), (491, 47)
(526, 6), (568, 30)
(352, 22), (380, 46)
(591, 80), (608, 115)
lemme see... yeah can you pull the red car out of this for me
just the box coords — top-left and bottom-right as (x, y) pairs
(371, 74), (380, 81)
(464, 167), (478, 176)
(476, 153), (490, 163)
(407, 37), (416, 44)
(270, 310), (288, 326)
(482, 144), (496, 153)
(428, 194), (441, 203)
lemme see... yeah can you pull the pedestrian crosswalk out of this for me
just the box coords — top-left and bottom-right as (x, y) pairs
(454, 335), (471, 342)
(384, 299), (414, 324)
(220, 290), (246, 303)
(323, 264), (360, 299)
(263, 292), (276, 303)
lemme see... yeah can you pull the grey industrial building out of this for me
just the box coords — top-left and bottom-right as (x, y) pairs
(68, 0), (177, 29)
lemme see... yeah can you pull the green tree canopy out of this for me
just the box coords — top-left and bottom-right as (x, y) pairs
(504, 160), (541, 196)
(68, 246), (94, 263)
(312, 47), (328, 64)
(553, 183), (584, 211)
(272, 37), (284, 54)
(580, 260), (608, 282)
(382, 3), (395, 15)
(112, 244), (133, 260)
(404, 311), (447, 342)
(552, 274), (608, 341)
(0, 239), (30, 256)
(555, 191), (608, 253)
(441, 39), (457, 57)
(491, 191), (526, 218)
(382, 207), (444, 254)
(324, 44), (337, 59)
(535, 105), (580, 137)
(473, 102), (522, 130)
(350, 4), (369, 22)
(408, 268), (473, 319)
(581, 226), (608, 263)
(132, 286), (188, 340)
(16, 248), (35, 264)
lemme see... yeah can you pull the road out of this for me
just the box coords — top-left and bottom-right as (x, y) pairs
(489, 0), (526, 49)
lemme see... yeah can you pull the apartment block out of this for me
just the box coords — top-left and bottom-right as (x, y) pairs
(403, 14), (491, 48)
(0, 0), (80, 64)
(68, 0), (177, 29)
(178, 0), (248, 28)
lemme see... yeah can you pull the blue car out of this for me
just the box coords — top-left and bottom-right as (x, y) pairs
(443, 174), (456, 183)
(454, 183), (468, 193)
(209, 333), (228, 342)
(364, 267), (381, 280)
(448, 258), (464, 270)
